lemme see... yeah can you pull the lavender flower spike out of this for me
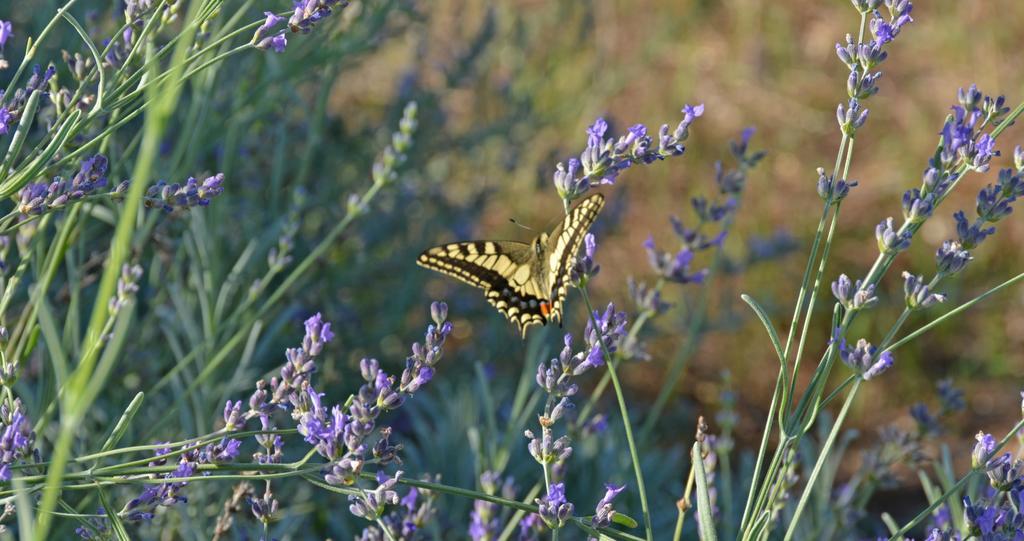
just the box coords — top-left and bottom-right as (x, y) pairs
(837, 337), (893, 380)
(875, 217), (911, 253)
(971, 432), (997, 469)
(831, 274), (877, 311)
(902, 271), (946, 310)
(0, 20), (11, 50)
(570, 233), (600, 286)
(554, 105), (703, 205)
(252, 12), (287, 52)
(536, 482), (574, 529)
(349, 470), (403, 521)
(592, 483), (626, 528)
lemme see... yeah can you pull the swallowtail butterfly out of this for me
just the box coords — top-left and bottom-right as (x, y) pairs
(417, 193), (605, 336)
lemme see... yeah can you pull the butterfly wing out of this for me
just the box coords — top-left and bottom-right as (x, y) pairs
(417, 240), (551, 334)
(543, 193), (605, 323)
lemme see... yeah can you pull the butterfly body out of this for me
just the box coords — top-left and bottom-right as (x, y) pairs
(417, 193), (605, 336)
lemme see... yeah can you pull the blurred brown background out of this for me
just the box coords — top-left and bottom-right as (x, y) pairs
(335, 0), (1024, 457)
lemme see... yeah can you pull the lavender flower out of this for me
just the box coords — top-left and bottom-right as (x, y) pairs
(289, 0), (351, 33)
(670, 215), (726, 251)
(628, 277), (669, 316)
(536, 482), (573, 529)
(252, 12), (287, 51)
(831, 274), (877, 311)
(249, 484), (278, 525)
(0, 399), (37, 481)
(570, 233), (600, 286)
(0, 103), (13, 135)
(935, 241), (972, 276)
(349, 470), (403, 521)
(469, 471), (516, 541)
(833, 1), (912, 143)
(875, 217), (911, 253)
(74, 509), (110, 540)
(985, 456), (1021, 491)
(901, 188), (935, 223)
(108, 264), (143, 314)
(553, 106), (703, 204)
(901, 271), (946, 310)
(971, 432), (998, 469)
(592, 483), (626, 528)
(359, 483), (438, 540)
(0, 20), (10, 70)
(817, 167), (858, 203)
(869, 0), (913, 45)
(583, 302), (628, 363)
(144, 173), (225, 212)
(0, 20), (11, 51)
(643, 237), (708, 284)
(837, 336), (893, 380)
(936, 379), (966, 413)
(18, 154), (112, 215)
(121, 448), (200, 521)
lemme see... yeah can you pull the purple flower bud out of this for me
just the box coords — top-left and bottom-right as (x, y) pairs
(592, 483), (626, 528)
(902, 271), (946, 310)
(972, 432), (997, 469)
(0, 21), (12, 50)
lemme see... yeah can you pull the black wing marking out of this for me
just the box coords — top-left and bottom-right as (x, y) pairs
(545, 193), (605, 322)
(416, 241), (550, 336)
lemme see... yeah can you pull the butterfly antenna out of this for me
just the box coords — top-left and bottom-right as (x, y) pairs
(509, 218), (539, 234)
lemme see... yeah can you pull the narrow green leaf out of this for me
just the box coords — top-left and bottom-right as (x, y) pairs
(99, 392), (145, 454)
(612, 512), (640, 529)
(59, 11), (106, 110)
(692, 442), (719, 541)
(14, 475), (35, 541)
(36, 298), (69, 396)
(880, 512), (899, 535)
(95, 484), (131, 541)
(740, 294), (785, 363)
(0, 89), (41, 178)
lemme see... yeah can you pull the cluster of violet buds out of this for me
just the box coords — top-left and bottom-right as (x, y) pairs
(17, 155), (125, 216)
(642, 128), (763, 287)
(835, 332), (893, 381)
(632, 128), (764, 351)
(143, 173), (225, 212)
(0, 19), (11, 69)
(526, 306), (628, 531)
(468, 471), (516, 540)
(251, 12), (288, 52)
(834, 0), (913, 138)
(944, 144), (1024, 258)
(821, 1), (914, 203)
(288, 0), (350, 34)
(553, 105), (703, 207)
(120, 437), (242, 522)
(357, 482), (438, 541)
(919, 428), (1024, 539)
(906, 85), (1013, 252)
(0, 398), (39, 481)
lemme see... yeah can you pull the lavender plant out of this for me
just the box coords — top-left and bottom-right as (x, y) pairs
(0, 0), (1021, 539)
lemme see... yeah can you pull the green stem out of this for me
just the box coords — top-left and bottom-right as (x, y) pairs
(885, 271), (1024, 354)
(783, 379), (862, 540)
(579, 288), (653, 541)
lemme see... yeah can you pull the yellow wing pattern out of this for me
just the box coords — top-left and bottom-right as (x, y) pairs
(417, 193), (605, 336)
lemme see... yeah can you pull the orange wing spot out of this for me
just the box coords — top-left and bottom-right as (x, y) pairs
(539, 301), (551, 317)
